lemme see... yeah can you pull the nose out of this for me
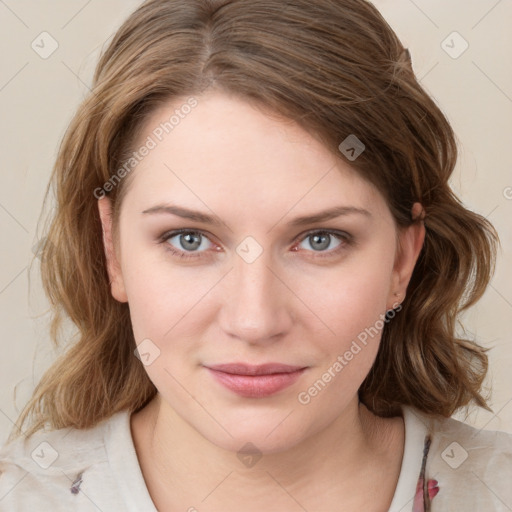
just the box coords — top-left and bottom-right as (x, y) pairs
(218, 249), (294, 345)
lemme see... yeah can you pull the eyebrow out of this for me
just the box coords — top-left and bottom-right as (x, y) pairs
(141, 204), (371, 227)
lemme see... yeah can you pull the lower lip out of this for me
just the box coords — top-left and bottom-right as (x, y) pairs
(206, 368), (307, 398)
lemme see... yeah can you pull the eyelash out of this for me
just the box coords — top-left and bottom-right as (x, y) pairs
(157, 228), (354, 261)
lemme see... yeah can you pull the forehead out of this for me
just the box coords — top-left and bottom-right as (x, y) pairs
(121, 91), (387, 221)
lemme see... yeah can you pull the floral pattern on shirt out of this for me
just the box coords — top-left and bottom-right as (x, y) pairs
(413, 435), (439, 511)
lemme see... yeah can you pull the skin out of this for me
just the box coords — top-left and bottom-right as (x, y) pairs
(98, 90), (425, 511)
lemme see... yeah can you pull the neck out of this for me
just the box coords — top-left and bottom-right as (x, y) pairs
(131, 394), (403, 511)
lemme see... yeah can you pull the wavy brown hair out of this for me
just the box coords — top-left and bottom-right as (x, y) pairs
(8, 0), (498, 442)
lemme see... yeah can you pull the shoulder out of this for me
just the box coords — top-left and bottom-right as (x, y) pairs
(0, 411), (129, 510)
(425, 410), (512, 467)
(413, 408), (512, 511)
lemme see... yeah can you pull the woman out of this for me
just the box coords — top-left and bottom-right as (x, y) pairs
(1, 0), (510, 510)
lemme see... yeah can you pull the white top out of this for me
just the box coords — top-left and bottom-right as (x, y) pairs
(1, 405), (511, 511)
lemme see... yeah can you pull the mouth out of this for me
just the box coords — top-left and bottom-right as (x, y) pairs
(204, 362), (308, 398)
(207, 362), (306, 375)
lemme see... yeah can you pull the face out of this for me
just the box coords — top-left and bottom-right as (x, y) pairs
(98, 90), (424, 454)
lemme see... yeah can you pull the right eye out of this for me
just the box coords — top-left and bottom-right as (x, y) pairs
(158, 229), (219, 260)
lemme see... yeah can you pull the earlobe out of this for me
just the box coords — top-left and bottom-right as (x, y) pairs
(388, 202), (426, 308)
(97, 197), (128, 303)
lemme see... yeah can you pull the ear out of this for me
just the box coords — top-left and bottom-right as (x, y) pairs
(387, 202), (425, 309)
(97, 197), (128, 303)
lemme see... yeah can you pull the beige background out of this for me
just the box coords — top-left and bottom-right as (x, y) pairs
(0, 0), (511, 445)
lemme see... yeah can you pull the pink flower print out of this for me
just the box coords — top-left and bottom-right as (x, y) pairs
(413, 477), (439, 511)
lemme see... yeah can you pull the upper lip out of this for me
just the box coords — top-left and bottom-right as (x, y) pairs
(206, 363), (306, 376)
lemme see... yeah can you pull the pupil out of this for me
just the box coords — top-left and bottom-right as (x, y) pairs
(181, 233), (201, 250)
(311, 233), (330, 251)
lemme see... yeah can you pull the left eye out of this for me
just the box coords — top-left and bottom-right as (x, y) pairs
(297, 231), (343, 252)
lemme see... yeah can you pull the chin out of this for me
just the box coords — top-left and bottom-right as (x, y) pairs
(198, 413), (310, 456)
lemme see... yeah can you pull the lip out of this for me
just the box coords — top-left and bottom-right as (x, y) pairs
(205, 363), (307, 398)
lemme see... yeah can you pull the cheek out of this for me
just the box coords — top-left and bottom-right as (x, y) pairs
(298, 250), (396, 394)
(294, 267), (393, 414)
(327, 272), (390, 337)
(306, 252), (394, 342)
(120, 242), (218, 346)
